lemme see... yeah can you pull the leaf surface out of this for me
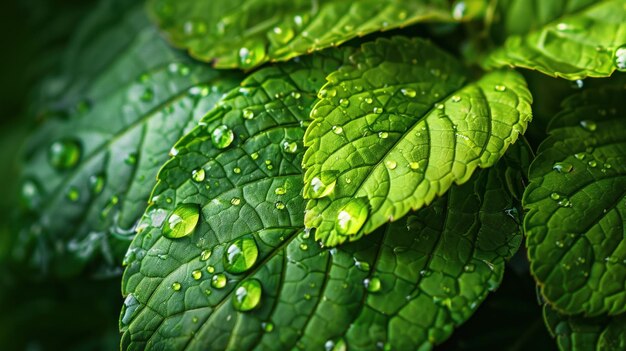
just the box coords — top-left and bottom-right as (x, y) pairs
(544, 306), (626, 351)
(120, 50), (522, 351)
(485, 0), (626, 79)
(147, 0), (477, 69)
(17, 4), (242, 276)
(303, 37), (532, 246)
(524, 86), (626, 316)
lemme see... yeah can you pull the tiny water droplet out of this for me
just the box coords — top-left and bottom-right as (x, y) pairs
(206, 265), (215, 274)
(494, 85), (507, 92)
(579, 120), (597, 132)
(364, 277), (381, 292)
(140, 88), (154, 102)
(308, 171), (337, 199)
(66, 186), (80, 202)
(282, 140), (298, 153)
(89, 174), (105, 195)
(553, 162), (573, 173)
(200, 249), (212, 261)
(550, 193), (561, 200)
(463, 264), (475, 272)
(378, 131), (389, 139)
(263, 322), (274, 332)
(172, 282), (182, 291)
(574, 153), (586, 160)
(275, 201), (285, 210)
(332, 126), (343, 134)
(614, 45), (626, 72)
(48, 139), (81, 170)
(409, 161), (421, 170)
(233, 167), (241, 174)
(211, 125), (234, 149)
(125, 152), (138, 165)
(364, 97), (373, 104)
(373, 107), (383, 114)
(224, 236), (259, 273)
(339, 98), (350, 107)
(163, 204), (200, 239)
(243, 109), (254, 119)
(451, 95), (461, 102)
(299, 243), (308, 251)
(588, 160), (598, 168)
(401, 88), (416, 97)
(274, 187), (286, 195)
(385, 160), (397, 170)
(250, 152), (259, 160)
(355, 260), (370, 272)
(231, 197), (241, 206)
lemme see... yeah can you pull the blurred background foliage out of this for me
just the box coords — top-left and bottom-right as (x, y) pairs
(0, 0), (554, 350)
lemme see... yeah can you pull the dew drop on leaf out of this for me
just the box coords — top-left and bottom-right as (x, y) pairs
(88, 174), (105, 195)
(171, 282), (182, 291)
(378, 131), (389, 139)
(282, 140), (298, 153)
(550, 193), (561, 200)
(263, 322), (274, 332)
(339, 98), (350, 107)
(191, 270), (202, 280)
(191, 168), (205, 182)
(579, 120), (597, 132)
(552, 162), (573, 173)
(274, 187), (286, 195)
(243, 109), (254, 119)
(400, 88), (416, 97)
(275, 201), (285, 210)
(66, 186), (80, 202)
(211, 125), (234, 149)
(200, 249), (212, 261)
(121, 294), (139, 327)
(21, 178), (42, 209)
(336, 198), (369, 236)
(332, 125), (343, 134)
(385, 160), (397, 170)
(494, 85), (507, 92)
(162, 204), (200, 239)
(364, 277), (381, 292)
(224, 236), (259, 274)
(211, 273), (227, 289)
(48, 138), (81, 170)
(308, 171), (338, 199)
(232, 279), (262, 311)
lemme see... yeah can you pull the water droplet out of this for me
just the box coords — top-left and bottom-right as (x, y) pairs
(339, 98), (350, 107)
(274, 187), (286, 195)
(21, 179), (42, 209)
(211, 273), (227, 289)
(364, 97), (373, 104)
(172, 282), (182, 291)
(233, 167), (241, 174)
(420, 269), (432, 277)
(125, 152), (138, 165)
(224, 236), (258, 274)
(574, 153), (586, 160)
(325, 338), (347, 351)
(211, 125), (234, 149)
(451, 95), (461, 102)
(409, 161), (421, 170)
(250, 152), (259, 160)
(232, 279), (262, 311)
(48, 139), (81, 170)
(378, 131), (389, 139)
(463, 264), (475, 272)
(243, 109), (254, 119)
(282, 140), (298, 153)
(192, 270), (202, 280)
(364, 277), (381, 292)
(163, 204), (200, 239)
(494, 85), (507, 92)
(192, 168), (205, 182)
(275, 201), (285, 210)
(200, 249), (212, 261)
(299, 243), (308, 251)
(555, 240), (564, 248)
(435, 103), (445, 110)
(373, 107), (383, 114)
(401, 88), (416, 97)
(553, 162), (573, 173)
(355, 260), (370, 272)
(206, 265), (215, 274)
(588, 160), (598, 168)
(385, 160), (397, 170)
(550, 193), (561, 200)
(263, 322), (274, 332)
(291, 91), (301, 99)
(336, 198), (369, 236)
(558, 198), (572, 208)
(579, 120), (597, 132)
(231, 197), (241, 206)
(88, 174), (105, 195)
(614, 45), (626, 72)
(308, 171), (337, 199)
(332, 126), (343, 134)
(121, 294), (139, 326)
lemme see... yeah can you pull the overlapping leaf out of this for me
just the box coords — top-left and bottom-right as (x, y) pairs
(120, 48), (522, 351)
(16, 4), (242, 277)
(485, 0), (626, 79)
(524, 85), (626, 316)
(303, 37), (532, 246)
(544, 306), (626, 351)
(147, 0), (484, 69)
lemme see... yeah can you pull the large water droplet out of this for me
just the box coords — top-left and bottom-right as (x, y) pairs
(162, 204), (200, 239)
(614, 45), (626, 72)
(224, 236), (259, 274)
(48, 139), (81, 170)
(336, 198), (369, 236)
(308, 171), (338, 199)
(211, 125), (234, 149)
(232, 279), (262, 311)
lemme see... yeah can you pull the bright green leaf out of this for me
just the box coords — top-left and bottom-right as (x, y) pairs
(524, 86), (626, 316)
(16, 4), (242, 277)
(303, 37), (532, 247)
(544, 305), (626, 351)
(147, 0), (484, 69)
(120, 48), (521, 350)
(485, 0), (626, 79)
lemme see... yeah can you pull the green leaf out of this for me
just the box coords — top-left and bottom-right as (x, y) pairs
(544, 305), (626, 351)
(16, 4), (242, 277)
(485, 0), (626, 79)
(303, 37), (532, 247)
(120, 47), (522, 350)
(147, 0), (478, 69)
(524, 85), (626, 316)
